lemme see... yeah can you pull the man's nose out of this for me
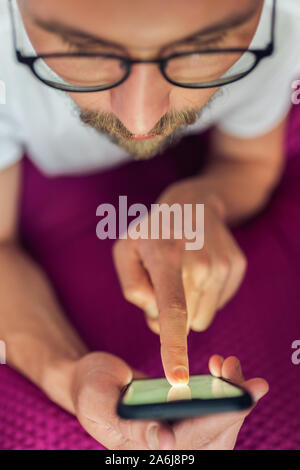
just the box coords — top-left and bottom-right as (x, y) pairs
(110, 64), (171, 135)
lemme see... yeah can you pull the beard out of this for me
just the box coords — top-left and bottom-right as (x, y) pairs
(79, 108), (202, 160)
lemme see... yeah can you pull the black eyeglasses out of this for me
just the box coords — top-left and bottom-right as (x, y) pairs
(9, 0), (276, 93)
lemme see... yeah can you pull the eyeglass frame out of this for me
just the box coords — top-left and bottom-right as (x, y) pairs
(8, 0), (276, 93)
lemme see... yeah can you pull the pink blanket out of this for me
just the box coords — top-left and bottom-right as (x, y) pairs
(0, 109), (300, 450)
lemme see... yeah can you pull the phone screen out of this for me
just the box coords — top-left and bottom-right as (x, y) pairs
(122, 374), (244, 405)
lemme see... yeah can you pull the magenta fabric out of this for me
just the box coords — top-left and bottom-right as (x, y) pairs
(0, 109), (300, 450)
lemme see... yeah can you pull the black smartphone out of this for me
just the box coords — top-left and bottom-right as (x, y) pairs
(117, 374), (252, 420)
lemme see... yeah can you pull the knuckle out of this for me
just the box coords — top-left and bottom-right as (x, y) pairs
(216, 256), (231, 277)
(197, 254), (211, 272)
(233, 251), (248, 276)
(191, 314), (213, 332)
(161, 343), (187, 356)
(162, 303), (187, 319)
(123, 285), (143, 304)
(192, 255), (211, 281)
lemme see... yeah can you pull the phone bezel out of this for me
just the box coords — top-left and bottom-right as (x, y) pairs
(117, 375), (253, 420)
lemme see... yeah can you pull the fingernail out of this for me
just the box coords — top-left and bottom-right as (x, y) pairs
(211, 366), (221, 378)
(147, 424), (160, 450)
(145, 303), (159, 319)
(173, 366), (189, 384)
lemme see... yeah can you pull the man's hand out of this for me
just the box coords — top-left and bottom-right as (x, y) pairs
(113, 179), (247, 384)
(71, 352), (176, 450)
(70, 353), (268, 450)
(173, 355), (269, 450)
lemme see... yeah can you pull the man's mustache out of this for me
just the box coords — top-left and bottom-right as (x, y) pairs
(79, 108), (201, 139)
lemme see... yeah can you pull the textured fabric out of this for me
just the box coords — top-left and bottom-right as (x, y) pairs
(0, 110), (300, 450)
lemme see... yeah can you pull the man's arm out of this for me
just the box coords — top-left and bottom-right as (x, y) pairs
(195, 117), (288, 224)
(0, 162), (88, 413)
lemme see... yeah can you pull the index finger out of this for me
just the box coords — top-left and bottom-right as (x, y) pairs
(151, 264), (189, 386)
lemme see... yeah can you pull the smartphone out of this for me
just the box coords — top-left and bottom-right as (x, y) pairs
(117, 374), (252, 420)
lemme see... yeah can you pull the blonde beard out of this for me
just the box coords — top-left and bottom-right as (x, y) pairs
(80, 109), (202, 160)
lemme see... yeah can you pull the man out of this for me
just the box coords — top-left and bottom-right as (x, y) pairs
(0, 0), (299, 449)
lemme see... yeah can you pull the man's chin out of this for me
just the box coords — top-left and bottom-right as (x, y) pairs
(109, 132), (183, 160)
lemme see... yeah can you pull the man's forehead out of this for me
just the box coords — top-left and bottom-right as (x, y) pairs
(23, 0), (260, 49)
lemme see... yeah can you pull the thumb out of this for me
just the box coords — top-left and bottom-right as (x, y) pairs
(74, 353), (175, 450)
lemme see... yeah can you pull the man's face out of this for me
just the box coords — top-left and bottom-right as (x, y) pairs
(19, 0), (263, 158)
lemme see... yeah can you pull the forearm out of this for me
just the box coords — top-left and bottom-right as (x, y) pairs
(194, 122), (288, 224)
(0, 242), (88, 413)
(193, 151), (285, 224)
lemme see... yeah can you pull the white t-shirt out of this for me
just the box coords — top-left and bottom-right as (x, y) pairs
(0, 0), (299, 175)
